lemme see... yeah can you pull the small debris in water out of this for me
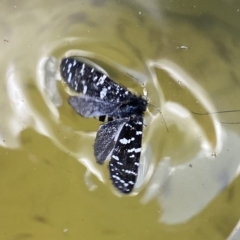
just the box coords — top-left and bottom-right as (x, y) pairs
(177, 45), (189, 50)
(211, 152), (217, 158)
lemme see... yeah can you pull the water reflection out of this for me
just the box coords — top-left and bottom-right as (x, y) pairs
(3, 47), (240, 226)
(38, 52), (240, 226)
(1, 0), (240, 238)
(140, 60), (240, 224)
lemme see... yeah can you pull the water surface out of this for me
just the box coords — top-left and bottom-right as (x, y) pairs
(0, 0), (240, 239)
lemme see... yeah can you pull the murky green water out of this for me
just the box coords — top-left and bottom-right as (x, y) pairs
(1, 0), (240, 239)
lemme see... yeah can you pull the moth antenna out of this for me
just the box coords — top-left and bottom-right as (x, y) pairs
(220, 121), (240, 124)
(191, 110), (240, 124)
(148, 102), (169, 132)
(126, 73), (145, 87)
(191, 110), (240, 115)
(142, 86), (168, 132)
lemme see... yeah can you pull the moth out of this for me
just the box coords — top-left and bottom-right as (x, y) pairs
(60, 57), (147, 193)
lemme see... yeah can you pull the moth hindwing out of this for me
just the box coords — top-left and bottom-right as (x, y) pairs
(60, 57), (147, 194)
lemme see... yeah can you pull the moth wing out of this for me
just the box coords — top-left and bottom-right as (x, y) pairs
(109, 116), (143, 194)
(68, 95), (119, 118)
(60, 58), (133, 103)
(94, 118), (128, 164)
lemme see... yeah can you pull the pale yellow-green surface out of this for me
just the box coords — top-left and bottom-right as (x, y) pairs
(0, 0), (240, 239)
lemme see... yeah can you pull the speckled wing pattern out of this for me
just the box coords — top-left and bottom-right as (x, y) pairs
(60, 57), (147, 194)
(60, 58), (132, 103)
(109, 116), (143, 193)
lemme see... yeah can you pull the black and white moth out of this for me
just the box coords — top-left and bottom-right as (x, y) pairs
(60, 57), (147, 194)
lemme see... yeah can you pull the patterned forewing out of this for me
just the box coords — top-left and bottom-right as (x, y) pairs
(94, 118), (128, 164)
(60, 58), (133, 103)
(109, 116), (143, 193)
